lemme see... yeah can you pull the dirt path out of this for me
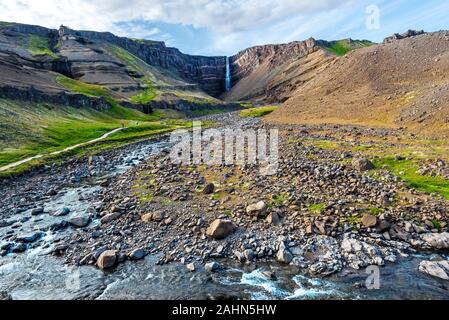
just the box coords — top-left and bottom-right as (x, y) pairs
(0, 127), (124, 172)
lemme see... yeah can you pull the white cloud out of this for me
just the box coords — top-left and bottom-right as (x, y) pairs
(0, 0), (352, 34)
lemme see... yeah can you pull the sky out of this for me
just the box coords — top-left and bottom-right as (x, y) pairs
(0, 0), (448, 56)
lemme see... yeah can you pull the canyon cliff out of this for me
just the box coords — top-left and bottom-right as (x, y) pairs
(226, 38), (372, 103)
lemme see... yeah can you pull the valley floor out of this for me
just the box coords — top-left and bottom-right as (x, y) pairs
(0, 111), (449, 299)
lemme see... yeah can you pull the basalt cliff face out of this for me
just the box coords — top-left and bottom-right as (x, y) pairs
(60, 27), (227, 97)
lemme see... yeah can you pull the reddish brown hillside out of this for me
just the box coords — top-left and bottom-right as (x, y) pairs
(267, 31), (449, 137)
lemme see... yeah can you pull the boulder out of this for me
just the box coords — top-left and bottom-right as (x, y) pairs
(152, 212), (164, 222)
(69, 215), (91, 228)
(378, 220), (391, 232)
(141, 213), (153, 222)
(205, 262), (221, 272)
(266, 212), (280, 225)
(100, 212), (121, 224)
(97, 250), (117, 270)
(54, 207), (70, 217)
(419, 260), (449, 280)
(246, 201), (267, 217)
(16, 231), (44, 243)
(276, 247), (293, 264)
(31, 207), (45, 216)
(352, 158), (375, 172)
(128, 248), (146, 260)
(243, 249), (255, 261)
(362, 214), (378, 228)
(421, 232), (449, 249)
(206, 219), (236, 240)
(186, 262), (196, 272)
(94, 246), (108, 260)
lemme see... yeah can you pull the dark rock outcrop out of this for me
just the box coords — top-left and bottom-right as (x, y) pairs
(149, 99), (242, 115)
(383, 30), (426, 44)
(0, 85), (111, 110)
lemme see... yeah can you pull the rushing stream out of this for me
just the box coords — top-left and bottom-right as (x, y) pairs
(0, 119), (449, 300)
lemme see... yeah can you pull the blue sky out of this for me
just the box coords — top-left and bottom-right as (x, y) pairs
(0, 0), (448, 56)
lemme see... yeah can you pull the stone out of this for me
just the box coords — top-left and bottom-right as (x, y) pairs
(378, 220), (391, 232)
(94, 246), (108, 260)
(16, 231), (43, 243)
(262, 271), (277, 280)
(276, 247), (293, 264)
(203, 183), (215, 195)
(97, 250), (117, 270)
(205, 262), (220, 272)
(141, 213), (153, 222)
(11, 243), (27, 253)
(0, 291), (12, 300)
(243, 249), (255, 261)
(315, 221), (326, 235)
(362, 214), (378, 228)
(421, 232), (449, 249)
(31, 207), (45, 216)
(69, 215), (91, 228)
(419, 260), (449, 280)
(186, 262), (196, 272)
(128, 248), (146, 260)
(206, 219), (236, 240)
(80, 253), (95, 265)
(234, 250), (245, 262)
(352, 158), (375, 172)
(47, 189), (58, 196)
(246, 201), (267, 217)
(266, 212), (280, 225)
(306, 225), (313, 235)
(54, 207), (70, 217)
(152, 212), (164, 222)
(100, 212), (121, 224)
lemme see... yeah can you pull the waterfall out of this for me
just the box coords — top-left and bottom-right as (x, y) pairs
(225, 56), (231, 92)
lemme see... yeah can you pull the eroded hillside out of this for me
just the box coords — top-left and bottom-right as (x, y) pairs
(268, 31), (449, 137)
(226, 38), (372, 103)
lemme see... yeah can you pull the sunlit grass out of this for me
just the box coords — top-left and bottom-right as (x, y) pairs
(240, 105), (279, 117)
(309, 203), (325, 215)
(373, 157), (449, 199)
(28, 35), (58, 58)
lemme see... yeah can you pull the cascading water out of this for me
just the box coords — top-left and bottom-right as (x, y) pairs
(225, 56), (231, 92)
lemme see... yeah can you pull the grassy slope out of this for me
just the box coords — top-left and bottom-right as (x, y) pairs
(0, 73), (193, 176)
(299, 131), (449, 200)
(321, 40), (373, 56)
(28, 35), (58, 58)
(0, 99), (192, 177)
(0, 36), (228, 177)
(107, 44), (224, 107)
(373, 157), (449, 199)
(240, 105), (279, 117)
